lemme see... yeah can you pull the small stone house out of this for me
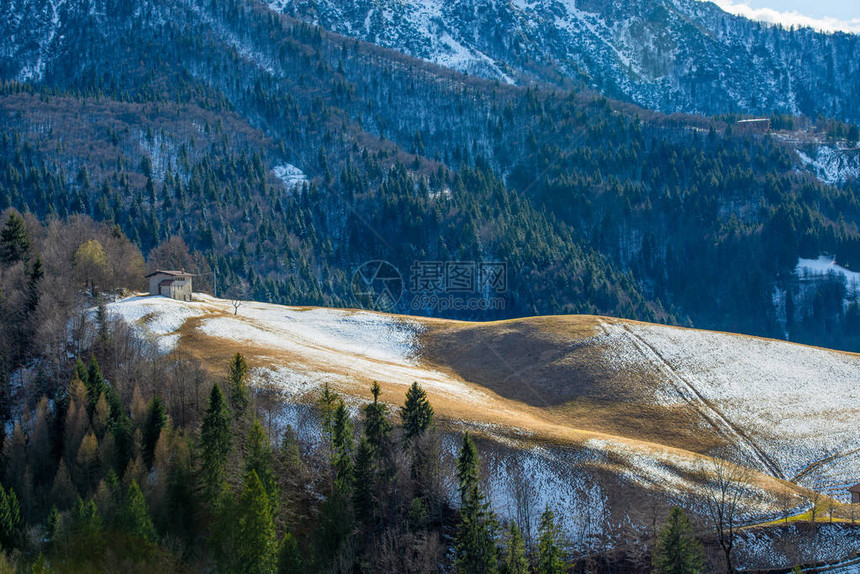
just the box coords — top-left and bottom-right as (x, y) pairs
(849, 483), (860, 504)
(146, 270), (193, 301)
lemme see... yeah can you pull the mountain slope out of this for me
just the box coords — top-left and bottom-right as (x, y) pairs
(108, 293), (860, 503)
(271, 0), (860, 123)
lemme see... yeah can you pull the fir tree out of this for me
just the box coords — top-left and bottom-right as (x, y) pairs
(236, 470), (278, 574)
(455, 433), (499, 574)
(26, 256), (43, 313)
(535, 507), (564, 574)
(652, 506), (704, 574)
(142, 396), (167, 469)
(317, 382), (338, 452)
(0, 211), (30, 265)
(401, 382), (434, 441)
(502, 520), (529, 574)
(227, 353), (248, 418)
(200, 383), (232, 504)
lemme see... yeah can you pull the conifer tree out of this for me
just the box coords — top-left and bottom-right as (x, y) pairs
(652, 506), (704, 574)
(119, 480), (157, 543)
(236, 470), (278, 574)
(502, 520), (530, 574)
(142, 396), (167, 469)
(332, 401), (354, 492)
(535, 507), (564, 574)
(227, 353), (248, 418)
(86, 355), (105, 413)
(401, 382), (434, 441)
(317, 382), (338, 452)
(0, 484), (21, 550)
(364, 381), (392, 454)
(352, 437), (375, 525)
(246, 419), (279, 515)
(455, 433), (499, 574)
(200, 383), (232, 504)
(0, 211), (30, 265)
(278, 531), (303, 574)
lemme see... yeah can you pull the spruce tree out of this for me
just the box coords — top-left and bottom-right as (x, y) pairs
(0, 211), (30, 265)
(119, 480), (157, 542)
(227, 352), (248, 418)
(401, 382), (434, 441)
(652, 506), (704, 574)
(455, 433), (499, 574)
(246, 419), (279, 515)
(86, 355), (105, 413)
(364, 381), (392, 455)
(317, 382), (338, 452)
(352, 436), (375, 525)
(200, 383), (232, 504)
(502, 520), (529, 574)
(236, 470), (278, 574)
(332, 401), (354, 492)
(535, 507), (564, 574)
(142, 396), (167, 469)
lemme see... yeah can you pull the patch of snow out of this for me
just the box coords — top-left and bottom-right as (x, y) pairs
(797, 146), (860, 185)
(272, 163), (307, 190)
(106, 295), (208, 353)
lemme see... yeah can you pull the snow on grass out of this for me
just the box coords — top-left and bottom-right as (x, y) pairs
(736, 523), (860, 571)
(106, 295), (208, 353)
(599, 319), (860, 488)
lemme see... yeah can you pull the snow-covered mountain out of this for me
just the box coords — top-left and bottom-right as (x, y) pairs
(270, 0), (860, 122)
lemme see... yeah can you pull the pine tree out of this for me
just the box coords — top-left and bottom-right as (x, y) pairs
(236, 470), (277, 574)
(652, 506), (704, 574)
(401, 382), (434, 441)
(0, 211), (30, 265)
(142, 396), (167, 469)
(26, 256), (43, 313)
(455, 433), (499, 574)
(364, 381), (392, 455)
(200, 383), (232, 504)
(227, 353), (248, 418)
(119, 480), (157, 542)
(502, 520), (529, 574)
(535, 507), (564, 574)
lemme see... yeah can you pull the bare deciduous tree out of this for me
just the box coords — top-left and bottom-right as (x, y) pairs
(700, 455), (754, 574)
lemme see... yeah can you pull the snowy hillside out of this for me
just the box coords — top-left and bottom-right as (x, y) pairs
(107, 294), (860, 506)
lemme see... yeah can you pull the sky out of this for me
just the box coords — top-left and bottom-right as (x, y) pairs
(707, 0), (860, 33)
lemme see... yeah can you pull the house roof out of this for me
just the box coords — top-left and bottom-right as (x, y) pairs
(848, 483), (860, 493)
(146, 269), (192, 278)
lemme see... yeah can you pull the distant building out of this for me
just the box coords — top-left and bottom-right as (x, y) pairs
(146, 270), (193, 301)
(849, 483), (860, 504)
(734, 118), (770, 135)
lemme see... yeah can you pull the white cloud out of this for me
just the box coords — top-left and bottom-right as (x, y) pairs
(704, 0), (860, 34)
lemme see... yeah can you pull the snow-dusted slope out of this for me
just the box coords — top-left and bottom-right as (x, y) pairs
(268, 0), (860, 123)
(107, 293), (860, 501)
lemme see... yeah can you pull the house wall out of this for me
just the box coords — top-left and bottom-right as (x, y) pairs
(149, 274), (193, 301)
(149, 274), (168, 296)
(171, 279), (193, 301)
